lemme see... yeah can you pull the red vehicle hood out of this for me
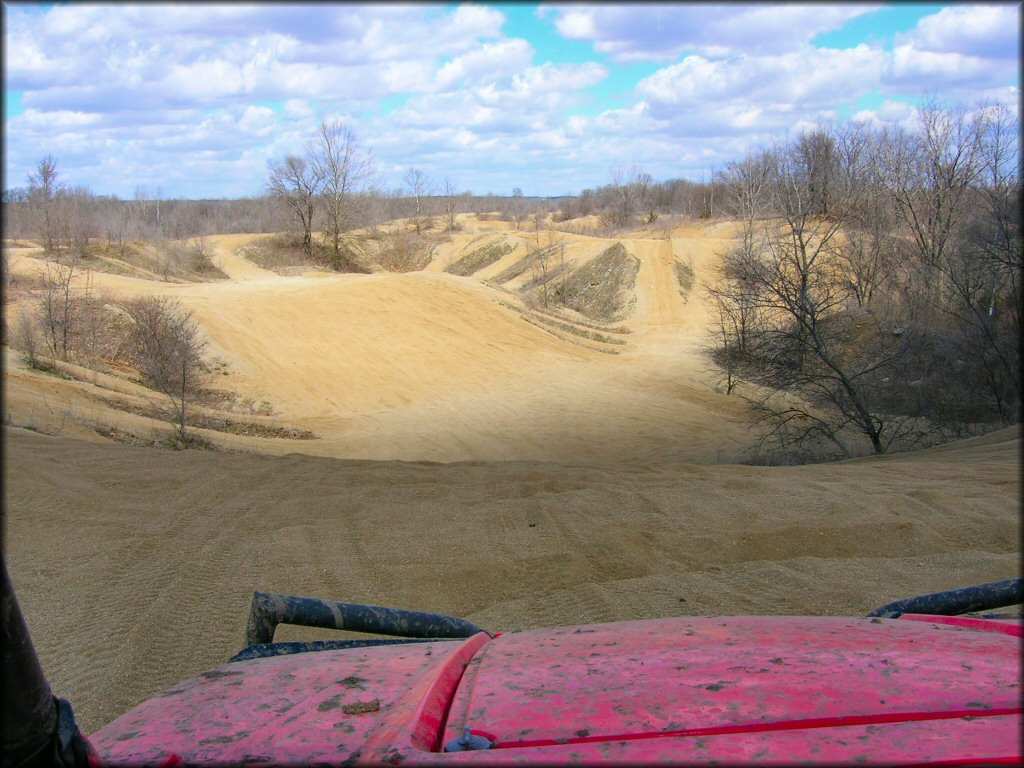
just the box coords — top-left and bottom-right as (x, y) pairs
(91, 615), (1022, 765)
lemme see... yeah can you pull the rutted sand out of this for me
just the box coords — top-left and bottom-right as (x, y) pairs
(3, 219), (1019, 734)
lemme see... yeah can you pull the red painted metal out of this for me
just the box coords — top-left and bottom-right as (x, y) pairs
(896, 613), (1023, 637)
(90, 615), (1022, 765)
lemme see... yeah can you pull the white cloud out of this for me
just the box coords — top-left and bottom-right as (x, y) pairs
(546, 3), (882, 61)
(851, 99), (917, 130)
(4, 4), (511, 106)
(510, 61), (607, 97)
(163, 60), (248, 101)
(881, 47), (1019, 109)
(876, 99), (914, 123)
(898, 4), (1019, 59)
(638, 45), (885, 121)
(390, 60), (606, 137)
(238, 106), (276, 135)
(880, 6), (1019, 100)
(381, 59), (437, 95)
(555, 10), (596, 39)
(283, 99), (314, 121)
(445, 4), (506, 42)
(435, 39), (534, 90)
(11, 109), (102, 131)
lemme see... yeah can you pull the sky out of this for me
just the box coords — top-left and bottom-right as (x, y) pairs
(2, 2), (1020, 200)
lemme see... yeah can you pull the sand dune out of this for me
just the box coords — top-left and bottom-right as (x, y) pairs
(5, 222), (752, 463)
(3, 218), (1019, 734)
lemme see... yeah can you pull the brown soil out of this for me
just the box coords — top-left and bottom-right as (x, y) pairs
(3, 216), (1019, 734)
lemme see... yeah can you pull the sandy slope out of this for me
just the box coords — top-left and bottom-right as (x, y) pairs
(4, 223), (752, 464)
(3, 219), (1020, 734)
(5, 425), (1019, 734)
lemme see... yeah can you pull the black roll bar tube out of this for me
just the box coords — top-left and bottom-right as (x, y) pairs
(244, 591), (491, 646)
(868, 577), (1024, 618)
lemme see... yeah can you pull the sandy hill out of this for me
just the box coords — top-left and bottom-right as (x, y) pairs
(4, 220), (748, 464)
(3, 217), (1020, 734)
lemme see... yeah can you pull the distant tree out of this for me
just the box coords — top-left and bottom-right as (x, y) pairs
(403, 168), (433, 234)
(795, 129), (838, 216)
(607, 167), (636, 227)
(267, 155), (323, 258)
(58, 185), (98, 258)
(130, 185), (166, 242)
(15, 309), (41, 369)
(122, 296), (208, 443)
(510, 188), (525, 229)
(312, 120), (374, 266)
(2, 187), (32, 241)
(37, 252), (85, 362)
(27, 155), (63, 254)
(633, 171), (657, 223)
(442, 177), (460, 232)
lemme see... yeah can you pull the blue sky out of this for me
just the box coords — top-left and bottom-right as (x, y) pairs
(3, 2), (1019, 199)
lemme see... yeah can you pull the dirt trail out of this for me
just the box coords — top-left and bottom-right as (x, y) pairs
(206, 234), (279, 281)
(629, 239), (689, 331)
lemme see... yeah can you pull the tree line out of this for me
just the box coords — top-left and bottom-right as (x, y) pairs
(3, 165), (289, 252)
(706, 100), (1020, 460)
(4, 142), (724, 262)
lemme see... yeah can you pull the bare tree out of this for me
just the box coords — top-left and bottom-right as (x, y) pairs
(876, 100), (1021, 423)
(875, 99), (987, 271)
(267, 155), (323, 258)
(186, 236), (214, 272)
(102, 194), (133, 257)
(607, 167), (637, 227)
(312, 120), (374, 266)
(711, 126), (924, 457)
(836, 187), (899, 308)
(27, 155), (63, 254)
(708, 103), (1023, 458)
(632, 171), (656, 223)
(37, 252), (84, 362)
(122, 296), (208, 443)
(510, 188), (525, 229)
(442, 177), (461, 232)
(403, 168), (434, 235)
(700, 166), (717, 218)
(131, 185), (165, 242)
(795, 129), (838, 216)
(703, 285), (742, 395)
(704, 151), (772, 379)
(553, 229), (568, 304)
(15, 309), (41, 368)
(528, 245), (552, 308)
(577, 188), (595, 218)
(703, 243), (769, 396)
(56, 186), (97, 258)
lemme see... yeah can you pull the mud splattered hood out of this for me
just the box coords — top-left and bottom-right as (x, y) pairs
(91, 615), (1021, 765)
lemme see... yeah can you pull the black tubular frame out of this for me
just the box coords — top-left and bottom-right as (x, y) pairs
(867, 577), (1024, 618)
(244, 591), (490, 646)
